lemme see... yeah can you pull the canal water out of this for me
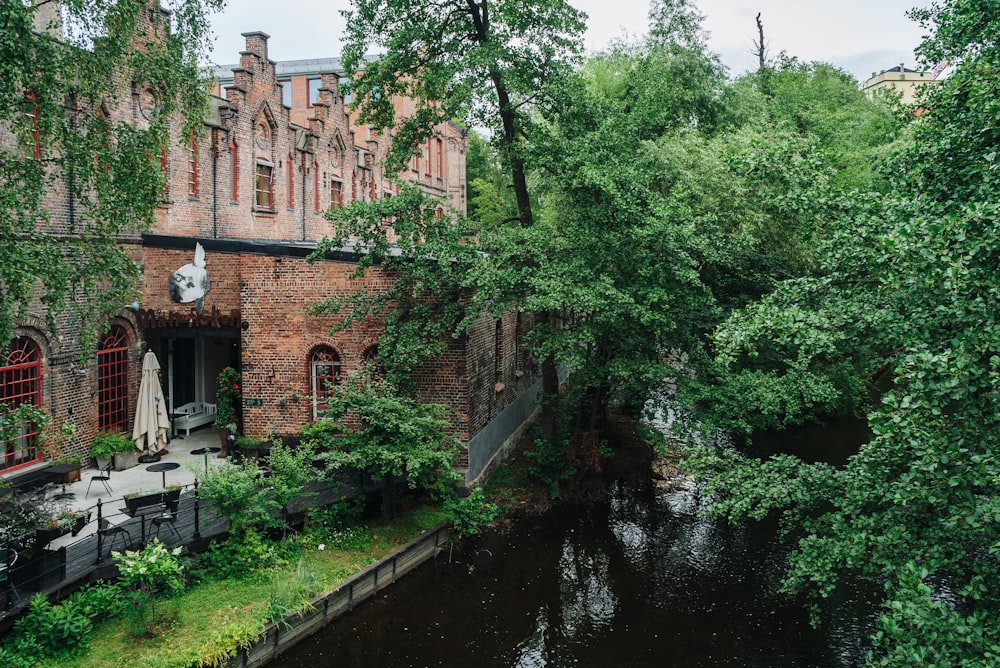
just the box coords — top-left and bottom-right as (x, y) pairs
(273, 421), (876, 667)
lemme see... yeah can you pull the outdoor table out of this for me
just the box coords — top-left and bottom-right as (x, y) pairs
(46, 463), (83, 500)
(190, 447), (221, 474)
(146, 462), (180, 488)
(120, 503), (165, 544)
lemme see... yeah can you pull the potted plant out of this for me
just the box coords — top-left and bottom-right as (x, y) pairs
(213, 367), (241, 457)
(36, 509), (91, 544)
(123, 485), (181, 515)
(90, 431), (137, 471)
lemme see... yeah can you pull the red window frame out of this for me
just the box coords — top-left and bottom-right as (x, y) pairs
(1, 337), (43, 472)
(97, 327), (129, 432)
(187, 134), (198, 197)
(310, 346), (341, 420)
(425, 141), (431, 176)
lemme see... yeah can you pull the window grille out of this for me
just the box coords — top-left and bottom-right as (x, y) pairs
(97, 327), (129, 431)
(310, 346), (341, 421)
(1, 337), (42, 472)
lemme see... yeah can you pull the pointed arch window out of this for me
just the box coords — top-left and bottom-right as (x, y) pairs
(310, 346), (341, 421)
(1, 337), (43, 471)
(97, 327), (129, 431)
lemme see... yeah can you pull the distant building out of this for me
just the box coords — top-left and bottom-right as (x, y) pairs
(862, 63), (939, 105)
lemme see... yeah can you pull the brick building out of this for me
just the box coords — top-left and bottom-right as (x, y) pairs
(2, 9), (538, 486)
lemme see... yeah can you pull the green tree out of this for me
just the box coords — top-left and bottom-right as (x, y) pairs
(338, 0), (586, 441)
(0, 0), (223, 350)
(465, 130), (518, 229)
(316, 373), (462, 520)
(683, 1), (1000, 664)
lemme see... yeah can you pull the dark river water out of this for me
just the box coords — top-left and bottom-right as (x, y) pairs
(274, 421), (877, 668)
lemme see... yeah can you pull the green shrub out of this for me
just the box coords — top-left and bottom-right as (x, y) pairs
(13, 593), (93, 657)
(524, 437), (575, 498)
(65, 581), (127, 620)
(114, 539), (185, 598)
(305, 493), (365, 537)
(442, 487), (499, 537)
(198, 530), (281, 582)
(89, 431), (134, 460)
(0, 639), (42, 668)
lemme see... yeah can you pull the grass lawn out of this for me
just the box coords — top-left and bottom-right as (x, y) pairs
(38, 505), (447, 668)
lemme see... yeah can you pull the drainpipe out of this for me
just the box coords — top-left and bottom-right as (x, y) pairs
(211, 129), (219, 238)
(301, 153), (307, 241)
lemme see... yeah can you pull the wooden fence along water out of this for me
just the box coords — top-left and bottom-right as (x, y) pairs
(229, 524), (451, 668)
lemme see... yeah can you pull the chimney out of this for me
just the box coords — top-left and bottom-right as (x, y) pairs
(242, 31), (271, 62)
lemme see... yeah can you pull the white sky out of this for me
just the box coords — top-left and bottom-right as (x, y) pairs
(207, 0), (930, 82)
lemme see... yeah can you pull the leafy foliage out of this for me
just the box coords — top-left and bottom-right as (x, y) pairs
(681, 1), (1000, 664)
(441, 487), (499, 537)
(315, 372), (461, 518)
(199, 439), (317, 536)
(0, 0), (224, 350)
(13, 592), (93, 658)
(213, 367), (241, 431)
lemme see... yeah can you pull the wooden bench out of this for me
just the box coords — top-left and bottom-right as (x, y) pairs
(1, 465), (55, 495)
(171, 402), (217, 436)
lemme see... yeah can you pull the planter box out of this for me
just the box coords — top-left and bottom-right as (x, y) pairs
(114, 449), (139, 471)
(123, 488), (180, 516)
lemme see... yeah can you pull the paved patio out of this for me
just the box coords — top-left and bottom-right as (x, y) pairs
(43, 426), (228, 548)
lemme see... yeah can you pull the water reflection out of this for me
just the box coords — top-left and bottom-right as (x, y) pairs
(273, 471), (875, 668)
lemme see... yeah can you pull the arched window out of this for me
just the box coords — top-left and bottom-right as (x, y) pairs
(1, 337), (42, 471)
(97, 327), (129, 431)
(361, 344), (384, 380)
(310, 346), (341, 420)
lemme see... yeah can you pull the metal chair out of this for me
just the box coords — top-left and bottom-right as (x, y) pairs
(98, 517), (131, 555)
(85, 459), (114, 498)
(150, 496), (181, 543)
(0, 548), (18, 604)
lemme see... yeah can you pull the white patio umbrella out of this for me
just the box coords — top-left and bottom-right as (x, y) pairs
(132, 350), (170, 457)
